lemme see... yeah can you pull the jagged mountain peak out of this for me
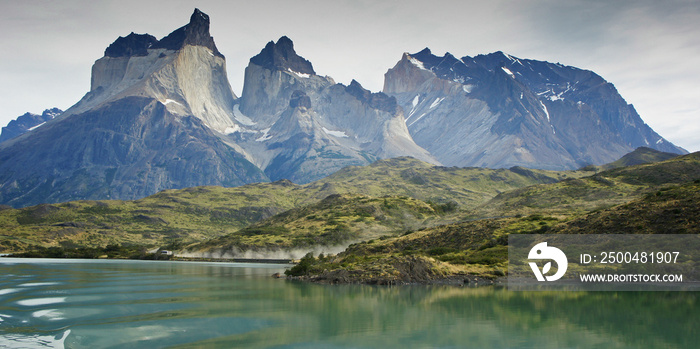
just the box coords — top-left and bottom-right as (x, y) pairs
(151, 8), (222, 57)
(485, 50), (516, 60)
(414, 47), (432, 56)
(344, 80), (398, 114)
(384, 47), (687, 171)
(0, 108), (63, 143)
(250, 36), (315, 75)
(64, 8), (238, 133)
(411, 49), (462, 67)
(403, 48), (474, 84)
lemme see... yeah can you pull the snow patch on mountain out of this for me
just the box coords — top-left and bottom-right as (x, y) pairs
(224, 125), (240, 135)
(412, 95), (420, 108)
(322, 127), (349, 138)
(408, 113), (427, 127)
(429, 97), (444, 109)
(255, 128), (272, 142)
(287, 68), (311, 78)
(539, 101), (550, 122)
(27, 122), (46, 131)
(409, 57), (427, 70)
(233, 105), (256, 126)
(501, 67), (515, 78)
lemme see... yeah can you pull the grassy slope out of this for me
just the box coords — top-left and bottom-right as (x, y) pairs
(294, 215), (561, 284)
(476, 151), (700, 217)
(0, 157), (576, 254)
(582, 146), (679, 171)
(551, 181), (700, 235)
(304, 157), (587, 210)
(0, 181), (302, 252)
(188, 194), (444, 254)
(2, 150), (695, 262)
(298, 153), (700, 283)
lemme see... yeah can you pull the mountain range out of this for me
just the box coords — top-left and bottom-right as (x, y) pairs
(0, 108), (62, 143)
(0, 9), (686, 208)
(384, 49), (685, 169)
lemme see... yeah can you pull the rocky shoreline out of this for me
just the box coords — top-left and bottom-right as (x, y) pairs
(282, 253), (506, 286)
(287, 273), (506, 287)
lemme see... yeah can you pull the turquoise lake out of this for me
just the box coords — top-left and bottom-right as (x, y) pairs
(0, 258), (697, 348)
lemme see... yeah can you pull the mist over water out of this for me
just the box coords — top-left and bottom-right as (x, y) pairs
(0, 258), (697, 348)
(179, 244), (352, 260)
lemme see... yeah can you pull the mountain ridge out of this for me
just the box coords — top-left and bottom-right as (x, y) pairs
(383, 48), (686, 171)
(234, 35), (439, 183)
(0, 8), (687, 208)
(0, 9), (266, 208)
(0, 108), (62, 143)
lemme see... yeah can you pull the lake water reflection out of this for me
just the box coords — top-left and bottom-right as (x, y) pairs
(0, 258), (697, 348)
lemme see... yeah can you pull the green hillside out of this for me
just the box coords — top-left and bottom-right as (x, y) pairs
(551, 181), (700, 235)
(293, 153), (700, 284)
(581, 146), (679, 172)
(304, 157), (586, 210)
(0, 181), (303, 254)
(0, 157), (577, 256)
(2, 150), (697, 266)
(477, 151), (700, 217)
(296, 180), (700, 284)
(188, 194), (444, 255)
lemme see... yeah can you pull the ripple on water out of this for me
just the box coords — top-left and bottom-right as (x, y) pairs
(17, 297), (67, 307)
(0, 329), (71, 349)
(0, 288), (20, 295)
(32, 309), (66, 321)
(18, 282), (61, 287)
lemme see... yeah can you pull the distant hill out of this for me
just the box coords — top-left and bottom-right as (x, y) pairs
(0, 108), (62, 143)
(183, 194), (444, 259)
(476, 151), (700, 217)
(581, 146), (679, 171)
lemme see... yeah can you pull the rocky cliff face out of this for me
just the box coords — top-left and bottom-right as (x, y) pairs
(1, 9), (686, 207)
(234, 37), (438, 183)
(66, 9), (238, 134)
(384, 49), (686, 170)
(0, 108), (62, 143)
(0, 9), (266, 208)
(0, 97), (264, 207)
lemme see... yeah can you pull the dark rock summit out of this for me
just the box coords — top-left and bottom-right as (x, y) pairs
(104, 33), (158, 57)
(250, 36), (315, 75)
(152, 8), (223, 57)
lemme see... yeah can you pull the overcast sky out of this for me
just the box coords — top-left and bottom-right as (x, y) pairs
(1, 0), (698, 151)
